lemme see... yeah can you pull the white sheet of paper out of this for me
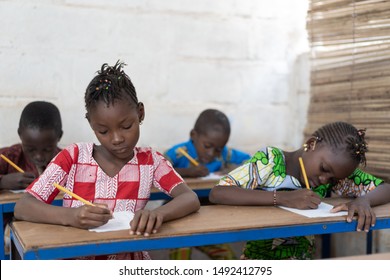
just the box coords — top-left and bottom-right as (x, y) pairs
(201, 172), (223, 180)
(10, 189), (26, 193)
(279, 202), (347, 218)
(89, 211), (134, 233)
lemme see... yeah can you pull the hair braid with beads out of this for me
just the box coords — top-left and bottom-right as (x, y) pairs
(312, 122), (368, 166)
(84, 61), (138, 112)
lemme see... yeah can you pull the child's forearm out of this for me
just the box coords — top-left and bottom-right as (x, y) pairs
(210, 186), (321, 209)
(209, 186), (274, 206)
(156, 191), (200, 222)
(360, 183), (390, 206)
(14, 193), (75, 226)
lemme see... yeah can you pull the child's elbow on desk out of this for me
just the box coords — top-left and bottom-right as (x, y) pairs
(14, 193), (35, 221)
(188, 191), (201, 212)
(171, 183), (201, 212)
(209, 185), (253, 205)
(209, 185), (227, 204)
(14, 193), (54, 224)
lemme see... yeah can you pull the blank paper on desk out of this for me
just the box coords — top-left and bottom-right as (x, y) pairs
(89, 211), (134, 232)
(10, 189), (26, 194)
(201, 172), (223, 180)
(279, 202), (347, 218)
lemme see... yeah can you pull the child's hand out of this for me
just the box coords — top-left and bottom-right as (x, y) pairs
(331, 197), (375, 232)
(69, 203), (113, 229)
(279, 189), (321, 209)
(187, 165), (210, 177)
(0, 172), (36, 190)
(130, 209), (164, 237)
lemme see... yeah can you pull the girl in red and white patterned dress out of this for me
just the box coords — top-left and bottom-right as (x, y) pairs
(14, 61), (200, 260)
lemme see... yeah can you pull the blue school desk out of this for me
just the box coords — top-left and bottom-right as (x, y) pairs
(150, 177), (216, 200)
(0, 191), (62, 260)
(10, 198), (390, 260)
(0, 177), (215, 259)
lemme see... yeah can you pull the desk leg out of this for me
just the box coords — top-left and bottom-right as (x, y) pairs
(366, 231), (372, 254)
(0, 205), (5, 260)
(9, 227), (21, 260)
(321, 234), (331, 258)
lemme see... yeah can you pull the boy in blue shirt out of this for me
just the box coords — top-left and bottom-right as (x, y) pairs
(165, 109), (250, 178)
(164, 109), (250, 259)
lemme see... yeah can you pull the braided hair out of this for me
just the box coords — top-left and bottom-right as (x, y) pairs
(194, 109), (231, 136)
(84, 61), (138, 112)
(312, 121), (368, 166)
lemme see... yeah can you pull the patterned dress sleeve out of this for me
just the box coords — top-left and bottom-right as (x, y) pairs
(218, 147), (280, 190)
(26, 144), (77, 204)
(332, 168), (384, 197)
(152, 150), (184, 195)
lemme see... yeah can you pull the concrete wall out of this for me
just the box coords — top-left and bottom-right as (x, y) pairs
(0, 0), (310, 154)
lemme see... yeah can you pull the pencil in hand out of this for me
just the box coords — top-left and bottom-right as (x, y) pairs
(53, 183), (95, 206)
(298, 157), (311, 190)
(177, 147), (199, 166)
(0, 154), (25, 173)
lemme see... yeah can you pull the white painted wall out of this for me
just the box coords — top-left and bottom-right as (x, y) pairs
(0, 0), (310, 154)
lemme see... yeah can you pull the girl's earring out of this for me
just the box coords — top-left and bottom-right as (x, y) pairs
(139, 119), (143, 125)
(303, 144), (308, 152)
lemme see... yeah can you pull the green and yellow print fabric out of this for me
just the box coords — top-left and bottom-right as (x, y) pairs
(242, 236), (315, 260)
(217, 146), (384, 259)
(331, 168), (383, 198)
(310, 168), (383, 199)
(218, 147), (301, 191)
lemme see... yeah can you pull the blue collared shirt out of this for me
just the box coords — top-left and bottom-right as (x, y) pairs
(164, 139), (251, 172)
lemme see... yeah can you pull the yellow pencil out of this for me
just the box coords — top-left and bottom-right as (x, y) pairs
(298, 157), (310, 190)
(53, 183), (95, 206)
(0, 154), (25, 173)
(177, 147), (199, 166)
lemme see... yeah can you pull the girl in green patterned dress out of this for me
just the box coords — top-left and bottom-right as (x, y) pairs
(209, 122), (390, 259)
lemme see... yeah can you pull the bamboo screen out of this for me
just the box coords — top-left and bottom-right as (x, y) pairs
(306, 0), (390, 181)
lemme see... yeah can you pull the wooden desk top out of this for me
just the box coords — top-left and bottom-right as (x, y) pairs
(183, 177), (219, 190)
(0, 190), (64, 206)
(150, 177), (218, 193)
(0, 190), (26, 204)
(1, 177), (216, 206)
(1, 177), (218, 203)
(11, 198), (390, 253)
